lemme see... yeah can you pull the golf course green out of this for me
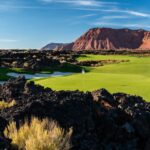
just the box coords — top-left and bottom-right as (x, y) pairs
(34, 54), (150, 101)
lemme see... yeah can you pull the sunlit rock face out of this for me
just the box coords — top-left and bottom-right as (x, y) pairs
(57, 28), (150, 51)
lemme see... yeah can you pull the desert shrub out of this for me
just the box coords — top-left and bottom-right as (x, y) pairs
(4, 117), (72, 150)
(0, 100), (16, 110)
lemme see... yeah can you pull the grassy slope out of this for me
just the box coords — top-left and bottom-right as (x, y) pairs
(34, 55), (150, 101)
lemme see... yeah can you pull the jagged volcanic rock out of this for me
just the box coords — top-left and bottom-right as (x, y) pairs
(0, 117), (10, 150)
(0, 50), (61, 70)
(0, 77), (26, 102)
(56, 28), (150, 51)
(0, 77), (150, 150)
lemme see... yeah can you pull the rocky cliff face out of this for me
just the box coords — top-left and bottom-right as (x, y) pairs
(56, 28), (150, 51)
(140, 32), (150, 49)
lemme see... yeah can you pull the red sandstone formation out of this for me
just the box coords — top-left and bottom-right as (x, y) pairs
(56, 28), (150, 51)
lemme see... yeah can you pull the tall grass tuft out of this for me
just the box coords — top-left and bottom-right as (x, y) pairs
(0, 100), (16, 110)
(4, 117), (72, 150)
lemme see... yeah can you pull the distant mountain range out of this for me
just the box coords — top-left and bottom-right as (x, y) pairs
(42, 28), (150, 51)
(41, 43), (68, 50)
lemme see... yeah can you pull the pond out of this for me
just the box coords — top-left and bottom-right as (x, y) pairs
(7, 72), (73, 79)
(0, 81), (5, 85)
(0, 71), (73, 85)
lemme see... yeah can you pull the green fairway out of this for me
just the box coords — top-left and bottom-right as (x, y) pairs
(33, 54), (150, 101)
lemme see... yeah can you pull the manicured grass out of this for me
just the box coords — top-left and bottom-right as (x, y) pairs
(34, 55), (150, 101)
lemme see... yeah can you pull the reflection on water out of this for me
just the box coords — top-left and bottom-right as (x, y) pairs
(0, 81), (5, 85)
(0, 71), (73, 85)
(7, 72), (73, 79)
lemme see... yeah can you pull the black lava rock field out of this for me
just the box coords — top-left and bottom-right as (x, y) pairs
(0, 77), (150, 150)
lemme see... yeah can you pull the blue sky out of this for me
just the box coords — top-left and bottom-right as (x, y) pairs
(0, 0), (150, 49)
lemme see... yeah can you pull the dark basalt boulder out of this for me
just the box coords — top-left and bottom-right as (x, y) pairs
(0, 136), (11, 150)
(92, 88), (116, 106)
(0, 77), (150, 150)
(0, 117), (8, 136)
(0, 76), (26, 102)
(0, 117), (10, 150)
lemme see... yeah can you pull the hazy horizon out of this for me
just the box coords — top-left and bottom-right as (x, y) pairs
(0, 0), (150, 49)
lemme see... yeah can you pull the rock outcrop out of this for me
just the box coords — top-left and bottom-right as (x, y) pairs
(0, 51), (61, 71)
(0, 77), (150, 150)
(0, 117), (10, 150)
(41, 43), (69, 50)
(75, 59), (129, 67)
(56, 28), (150, 51)
(0, 50), (82, 72)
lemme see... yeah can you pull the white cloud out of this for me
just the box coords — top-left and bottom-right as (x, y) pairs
(73, 0), (99, 6)
(41, 0), (118, 7)
(0, 4), (47, 10)
(75, 8), (150, 18)
(92, 22), (150, 29)
(0, 39), (18, 43)
(124, 10), (150, 17)
(101, 15), (129, 20)
(78, 14), (97, 18)
(105, 9), (150, 18)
